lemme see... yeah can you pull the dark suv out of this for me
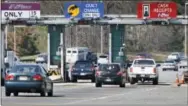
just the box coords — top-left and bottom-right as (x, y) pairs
(71, 60), (96, 82)
(95, 63), (127, 88)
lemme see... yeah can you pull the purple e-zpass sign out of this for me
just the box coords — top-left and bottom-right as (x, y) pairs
(1, 2), (40, 20)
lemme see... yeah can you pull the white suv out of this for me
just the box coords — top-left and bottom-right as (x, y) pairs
(97, 55), (108, 65)
(127, 58), (160, 85)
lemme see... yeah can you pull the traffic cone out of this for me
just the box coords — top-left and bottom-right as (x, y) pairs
(176, 74), (181, 86)
(180, 75), (185, 84)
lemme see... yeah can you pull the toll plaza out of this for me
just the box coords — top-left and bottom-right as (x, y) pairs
(1, 1), (188, 82)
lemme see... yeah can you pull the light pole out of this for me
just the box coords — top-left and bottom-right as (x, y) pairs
(100, 26), (103, 54)
(185, 3), (188, 57)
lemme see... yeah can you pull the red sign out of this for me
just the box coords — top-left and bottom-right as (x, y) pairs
(137, 2), (177, 19)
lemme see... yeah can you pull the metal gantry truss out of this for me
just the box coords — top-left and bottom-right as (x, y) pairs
(1, 14), (188, 25)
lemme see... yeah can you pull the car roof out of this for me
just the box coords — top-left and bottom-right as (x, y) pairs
(76, 60), (92, 63)
(134, 58), (154, 61)
(99, 63), (120, 65)
(15, 63), (41, 67)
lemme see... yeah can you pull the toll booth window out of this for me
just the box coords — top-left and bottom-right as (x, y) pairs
(72, 51), (77, 53)
(67, 51), (71, 53)
(79, 51), (84, 53)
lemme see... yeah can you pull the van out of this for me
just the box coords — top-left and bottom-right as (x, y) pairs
(66, 47), (90, 64)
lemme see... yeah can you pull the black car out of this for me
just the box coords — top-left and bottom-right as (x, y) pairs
(71, 60), (96, 82)
(95, 63), (127, 88)
(5, 64), (53, 97)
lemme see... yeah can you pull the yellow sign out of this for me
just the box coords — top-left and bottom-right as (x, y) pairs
(68, 4), (80, 17)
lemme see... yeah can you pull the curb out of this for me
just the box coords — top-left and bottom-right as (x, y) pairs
(171, 83), (188, 87)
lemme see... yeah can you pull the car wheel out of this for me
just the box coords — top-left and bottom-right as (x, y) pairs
(95, 82), (102, 87)
(163, 69), (166, 71)
(1, 79), (4, 86)
(5, 91), (11, 96)
(47, 90), (53, 97)
(129, 77), (136, 85)
(40, 90), (46, 97)
(119, 78), (126, 88)
(91, 77), (95, 83)
(71, 76), (77, 83)
(152, 78), (158, 85)
(13, 92), (18, 96)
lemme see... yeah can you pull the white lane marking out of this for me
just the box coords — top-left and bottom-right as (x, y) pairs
(64, 87), (158, 105)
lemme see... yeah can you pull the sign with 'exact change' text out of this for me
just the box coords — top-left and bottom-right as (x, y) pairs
(137, 2), (177, 19)
(64, 2), (104, 19)
(1, 2), (40, 20)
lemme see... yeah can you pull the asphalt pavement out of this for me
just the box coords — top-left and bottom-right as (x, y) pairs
(1, 67), (188, 106)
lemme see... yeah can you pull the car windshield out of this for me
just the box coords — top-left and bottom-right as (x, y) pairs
(99, 64), (120, 72)
(11, 65), (41, 73)
(99, 55), (107, 58)
(38, 55), (45, 58)
(134, 60), (154, 65)
(171, 54), (178, 56)
(164, 61), (174, 63)
(74, 62), (92, 68)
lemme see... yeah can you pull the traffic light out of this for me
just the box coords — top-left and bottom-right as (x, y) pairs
(10, 20), (27, 25)
(77, 19), (96, 25)
(151, 20), (169, 25)
(144, 20), (170, 25)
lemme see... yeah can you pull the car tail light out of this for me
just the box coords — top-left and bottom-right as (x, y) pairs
(71, 67), (74, 71)
(91, 66), (95, 71)
(130, 68), (133, 72)
(117, 71), (123, 76)
(96, 71), (101, 76)
(153, 68), (156, 73)
(5, 74), (14, 80)
(33, 74), (42, 81)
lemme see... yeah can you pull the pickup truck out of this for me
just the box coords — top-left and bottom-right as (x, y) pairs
(127, 58), (160, 85)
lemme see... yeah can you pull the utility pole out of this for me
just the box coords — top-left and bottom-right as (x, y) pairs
(13, 26), (16, 53)
(60, 33), (65, 82)
(185, 3), (188, 57)
(5, 24), (9, 50)
(109, 33), (112, 63)
(76, 26), (78, 47)
(47, 33), (50, 70)
(100, 26), (103, 54)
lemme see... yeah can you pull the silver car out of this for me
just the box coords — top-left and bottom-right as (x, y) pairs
(162, 60), (177, 71)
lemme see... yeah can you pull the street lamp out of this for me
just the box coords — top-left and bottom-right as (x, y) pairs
(184, 3), (188, 57)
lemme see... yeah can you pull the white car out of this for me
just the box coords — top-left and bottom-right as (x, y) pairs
(35, 53), (47, 63)
(162, 60), (177, 71)
(97, 55), (108, 65)
(178, 58), (188, 72)
(127, 58), (160, 85)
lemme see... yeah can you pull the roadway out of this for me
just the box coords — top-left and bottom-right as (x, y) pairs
(1, 67), (188, 106)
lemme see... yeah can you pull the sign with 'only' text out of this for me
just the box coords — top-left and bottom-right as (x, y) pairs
(64, 2), (104, 19)
(137, 2), (177, 19)
(1, 2), (41, 20)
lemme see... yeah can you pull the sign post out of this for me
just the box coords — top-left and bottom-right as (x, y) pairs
(64, 2), (104, 19)
(1, 2), (40, 20)
(137, 2), (177, 19)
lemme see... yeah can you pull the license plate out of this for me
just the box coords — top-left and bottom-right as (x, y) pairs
(19, 76), (28, 80)
(141, 75), (145, 77)
(150, 75), (155, 78)
(80, 73), (86, 76)
(106, 78), (111, 82)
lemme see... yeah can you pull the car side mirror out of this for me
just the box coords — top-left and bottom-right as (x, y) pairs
(94, 65), (98, 67)
(156, 64), (161, 67)
(46, 73), (51, 76)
